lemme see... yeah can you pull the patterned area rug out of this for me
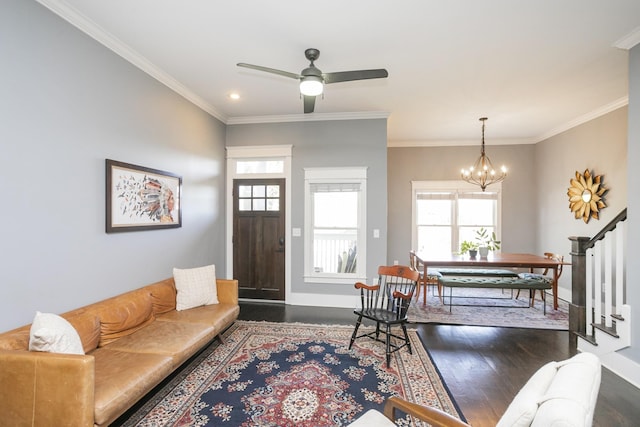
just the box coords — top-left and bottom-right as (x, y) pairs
(408, 287), (569, 330)
(122, 321), (463, 427)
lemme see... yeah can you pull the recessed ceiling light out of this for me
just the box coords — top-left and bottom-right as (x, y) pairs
(228, 92), (240, 100)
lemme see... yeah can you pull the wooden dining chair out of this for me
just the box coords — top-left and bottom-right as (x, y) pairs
(409, 250), (442, 304)
(516, 252), (563, 305)
(349, 265), (419, 367)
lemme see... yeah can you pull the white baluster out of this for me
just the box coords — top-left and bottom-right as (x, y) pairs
(586, 247), (594, 331)
(604, 231), (613, 328)
(615, 221), (625, 312)
(594, 241), (603, 325)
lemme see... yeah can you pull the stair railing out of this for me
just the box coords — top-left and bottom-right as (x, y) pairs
(569, 208), (627, 348)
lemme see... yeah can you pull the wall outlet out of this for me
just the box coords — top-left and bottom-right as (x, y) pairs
(393, 260), (399, 265)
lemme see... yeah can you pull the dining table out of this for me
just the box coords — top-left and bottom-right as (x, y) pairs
(414, 252), (568, 310)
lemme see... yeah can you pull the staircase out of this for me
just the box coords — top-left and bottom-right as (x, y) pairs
(570, 209), (638, 386)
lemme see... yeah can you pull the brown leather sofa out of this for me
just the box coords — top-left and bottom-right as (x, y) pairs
(0, 277), (239, 427)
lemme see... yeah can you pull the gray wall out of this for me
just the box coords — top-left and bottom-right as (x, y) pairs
(0, 1), (226, 331)
(387, 144), (537, 264)
(625, 44), (639, 362)
(534, 108), (628, 296)
(226, 119), (388, 296)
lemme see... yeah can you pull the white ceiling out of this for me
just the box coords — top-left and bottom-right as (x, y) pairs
(39, 0), (640, 146)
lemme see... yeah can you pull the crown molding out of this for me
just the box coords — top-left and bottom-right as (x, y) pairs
(36, 0), (228, 123)
(227, 111), (390, 125)
(35, 0), (384, 128)
(31, 0), (634, 144)
(533, 96), (629, 143)
(387, 138), (535, 148)
(389, 96), (629, 148)
(614, 26), (640, 49)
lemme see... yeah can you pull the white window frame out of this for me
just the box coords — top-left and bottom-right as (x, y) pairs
(304, 167), (367, 284)
(411, 180), (502, 255)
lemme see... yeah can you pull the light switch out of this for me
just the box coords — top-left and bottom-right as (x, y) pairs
(373, 229), (380, 238)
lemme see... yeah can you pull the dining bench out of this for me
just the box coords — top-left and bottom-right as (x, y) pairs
(437, 275), (552, 313)
(412, 265), (520, 304)
(433, 268), (518, 277)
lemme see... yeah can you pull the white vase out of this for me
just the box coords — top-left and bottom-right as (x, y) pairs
(478, 246), (489, 258)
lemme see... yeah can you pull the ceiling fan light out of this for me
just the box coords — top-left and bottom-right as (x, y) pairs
(300, 76), (323, 96)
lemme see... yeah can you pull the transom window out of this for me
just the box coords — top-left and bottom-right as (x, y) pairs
(412, 181), (501, 258)
(236, 160), (284, 174)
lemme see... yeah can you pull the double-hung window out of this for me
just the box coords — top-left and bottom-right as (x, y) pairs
(412, 181), (501, 258)
(304, 167), (367, 283)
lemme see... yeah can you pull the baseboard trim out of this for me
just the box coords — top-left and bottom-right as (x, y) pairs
(598, 351), (640, 389)
(286, 293), (360, 308)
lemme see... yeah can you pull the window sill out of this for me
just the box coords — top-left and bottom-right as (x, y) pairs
(304, 275), (367, 285)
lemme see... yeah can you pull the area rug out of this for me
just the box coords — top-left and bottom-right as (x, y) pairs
(408, 287), (569, 330)
(121, 320), (463, 427)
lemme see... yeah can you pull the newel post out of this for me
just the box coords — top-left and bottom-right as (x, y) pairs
(568, 236), (590, 350)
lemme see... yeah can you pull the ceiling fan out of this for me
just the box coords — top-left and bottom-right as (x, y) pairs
(237, 48), (388, 114)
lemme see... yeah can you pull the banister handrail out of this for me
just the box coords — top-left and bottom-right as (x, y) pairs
(586, 208), (627, 250)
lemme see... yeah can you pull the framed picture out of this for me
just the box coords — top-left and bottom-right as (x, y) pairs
(106, 159), (182, 233)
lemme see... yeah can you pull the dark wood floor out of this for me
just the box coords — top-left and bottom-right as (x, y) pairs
(239, 301), (640, 427)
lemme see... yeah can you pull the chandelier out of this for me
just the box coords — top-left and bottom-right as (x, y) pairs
(461, 117), (507, 191)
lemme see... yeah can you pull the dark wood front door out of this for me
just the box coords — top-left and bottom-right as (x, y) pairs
(233, 179), (285, 300)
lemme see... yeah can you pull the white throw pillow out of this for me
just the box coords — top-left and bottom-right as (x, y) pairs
(173, 264), (218, 311)
(29, 311), (84, 355)
(532, 353), (601, 427)
(347, 409), (395, 426)
(496, 361), (558, 427)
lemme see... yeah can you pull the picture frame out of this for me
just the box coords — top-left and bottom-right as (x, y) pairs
(106, 159), (182, 233)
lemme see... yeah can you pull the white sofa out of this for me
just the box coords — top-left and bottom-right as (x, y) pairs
(349, 352), (602, 427)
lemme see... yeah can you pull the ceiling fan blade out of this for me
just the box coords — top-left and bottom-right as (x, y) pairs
(323, 69), (388, 84)
(237, 63), (300, 80)
(303, 95), (316, 114)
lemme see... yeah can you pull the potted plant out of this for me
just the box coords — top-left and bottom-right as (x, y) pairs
(474, 227), (501, 258)
(458, 240), (478, 258)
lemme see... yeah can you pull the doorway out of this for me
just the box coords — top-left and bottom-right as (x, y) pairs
(233, 178), (285, 300)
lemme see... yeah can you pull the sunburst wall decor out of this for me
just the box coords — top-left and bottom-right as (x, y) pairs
(567, 169), (607, 223)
